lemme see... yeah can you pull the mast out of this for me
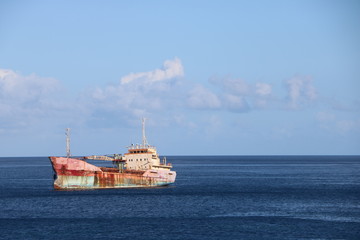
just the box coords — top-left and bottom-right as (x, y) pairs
(65, 128), (71, 158)
(142, 118), (148, 147)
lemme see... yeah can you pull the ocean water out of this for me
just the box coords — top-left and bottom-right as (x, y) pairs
(0, 156), (359, 239)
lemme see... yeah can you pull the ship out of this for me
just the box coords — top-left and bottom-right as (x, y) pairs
(49, 119), (176, 190)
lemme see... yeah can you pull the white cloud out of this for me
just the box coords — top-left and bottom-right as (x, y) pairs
(0, 69), (61, 121)
(207, 75), (320, 112)
(187, 85), (221, 109)
(226, 79), (250, 95)
(0, 68), (88, 134)
(186, 83), (250, 112)
(210, 77), (250, 95)
(222, 93), (249, 112)
(315, 111), (360, 135)
(1, 62), (326, 138)
(191, 77), (272, 112)
(255, 83), (272, 96)
(285, 76), (317, 109)
(0, 69), (60, 103)
(254, 83), (273, 108)
(120, 57), (184, 84)
(86, 58), (185, 121)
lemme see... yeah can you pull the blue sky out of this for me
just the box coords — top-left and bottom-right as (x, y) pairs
(1, 0), (359, 156)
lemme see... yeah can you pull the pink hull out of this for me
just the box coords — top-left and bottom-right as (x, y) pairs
(49, 157), (176, 189)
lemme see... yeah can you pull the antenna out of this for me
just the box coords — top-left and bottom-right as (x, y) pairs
(65, 128), (71, 158)
(142, 118), (148, 147)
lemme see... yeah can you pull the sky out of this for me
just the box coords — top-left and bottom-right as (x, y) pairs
(0, 0), (359, 156)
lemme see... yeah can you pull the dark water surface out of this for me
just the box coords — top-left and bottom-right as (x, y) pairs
(0, 156), (359, 239)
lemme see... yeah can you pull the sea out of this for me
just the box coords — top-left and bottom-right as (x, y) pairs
(0, 156), (359, 240)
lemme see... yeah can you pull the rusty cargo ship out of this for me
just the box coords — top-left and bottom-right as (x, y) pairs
(49, 119), (176, 190)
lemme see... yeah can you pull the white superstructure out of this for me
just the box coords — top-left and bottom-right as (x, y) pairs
(123, 118), (171, 171)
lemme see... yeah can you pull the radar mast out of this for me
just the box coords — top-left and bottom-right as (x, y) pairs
(65, 128), (71, 158)
(142, 118), (148, 147)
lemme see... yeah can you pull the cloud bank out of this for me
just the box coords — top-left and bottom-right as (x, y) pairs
(285, 76), (317, 109)
(316, 111), (360, 134)
(3, 58), (354, 139)
(187, 77), (272, 112)
(187, 85), (222, 109)
(186, 74), (320, 113)
(86, 58), (185, 122)
(0, 69), (63, 129)
(0, 60), (321, 131)
(120, 58), (184, 84)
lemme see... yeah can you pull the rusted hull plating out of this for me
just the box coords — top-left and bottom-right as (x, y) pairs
(49, 157), (176, 190)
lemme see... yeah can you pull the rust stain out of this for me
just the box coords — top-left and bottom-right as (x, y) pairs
(50, 157), (176, 190)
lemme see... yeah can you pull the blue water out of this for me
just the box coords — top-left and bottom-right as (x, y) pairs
(0, 156), (359, 239)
